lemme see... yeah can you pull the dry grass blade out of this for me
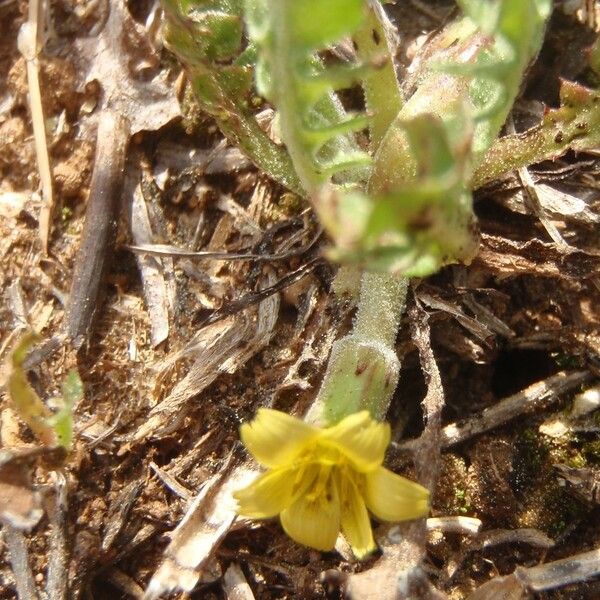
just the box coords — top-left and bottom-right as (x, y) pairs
(507, 117), (572, 252)
(426, 516), (482, 536)
(530, 184), (599, 225)
(222, 563), (256, 600)
(130, 183), (172, 347)
(17, 0), (53, 252)
(127, 228), (322, 262)
(460, 293), (515, 339)
(46, 471), (68, 600)
(518, 165), (572, 252)
(149, 462), (192, 502)
(417, 290), (493, 346)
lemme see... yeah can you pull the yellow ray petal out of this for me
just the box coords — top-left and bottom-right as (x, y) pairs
(280, 481), (341, 552)
(365, 466), (429, 522)
(235, 467), (296, 518)
(323, 411), (390, 472)
(240, 408), (318, 468)
(338, 472), (376, 559)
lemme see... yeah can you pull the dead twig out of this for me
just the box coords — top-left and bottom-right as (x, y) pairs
(4, 524), (40, 600)
(129, 183), (172, 347)
(197, 257), (323, 328)
(468, 547), (600, 599)
(396, 370), (592, 454)
(65, 111), (130, 348)
(46, 470), (69, 600)
(480, 528), (554, 550)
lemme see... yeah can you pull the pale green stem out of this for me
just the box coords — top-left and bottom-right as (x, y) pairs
(473, 94), (600, 189)
(306, 269), (408, 427)
(352, 0), (403, 151)
(211, 104), (305, 195)
(353, 271), (407, 347)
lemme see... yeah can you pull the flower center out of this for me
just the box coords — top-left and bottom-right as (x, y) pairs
(290, 442), (367, 508)
(305, 463), (333, 503)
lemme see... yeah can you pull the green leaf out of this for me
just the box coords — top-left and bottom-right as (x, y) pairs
(288, 0), (365, 49)
(450, 0), (551, 157)
(351, 0), (403, 150)
(61, 370), (83, 406)
(196, 12), (244, 61)
(6, 333), (55, 446)
(47, 370), (83, 450)
(6, 334), (81, 450)
(161, 0), (303, 194)
(245, 0), (372, 191)
(325, 115), (477, 276)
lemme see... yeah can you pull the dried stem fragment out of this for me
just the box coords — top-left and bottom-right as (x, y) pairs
(65, 111), (130, 348)
(396, 370), (592, 454)
(4, 524), (40, 600)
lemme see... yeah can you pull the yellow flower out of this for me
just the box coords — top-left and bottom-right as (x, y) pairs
(234, 409), (430, 559)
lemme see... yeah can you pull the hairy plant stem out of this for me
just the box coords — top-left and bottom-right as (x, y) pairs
(306, 271), (408, 427)
(353, 272), (408, 348)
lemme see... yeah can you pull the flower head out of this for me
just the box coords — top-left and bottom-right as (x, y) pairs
(234, 409), (429, 558)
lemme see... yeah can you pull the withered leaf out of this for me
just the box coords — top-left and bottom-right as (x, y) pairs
(73, 0), (180, 134)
